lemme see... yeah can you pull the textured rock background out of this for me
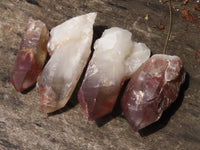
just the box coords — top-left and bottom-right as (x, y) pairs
(0, 0), (200, 149)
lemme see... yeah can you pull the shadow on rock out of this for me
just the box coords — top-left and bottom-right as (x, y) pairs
(139, 72), (190, 136)
(21, 83), (36, 94)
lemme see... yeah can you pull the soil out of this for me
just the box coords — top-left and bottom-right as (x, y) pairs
(0, 0), (200, 149)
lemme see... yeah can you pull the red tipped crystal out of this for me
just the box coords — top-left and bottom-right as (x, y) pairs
(78, 27), (151, 120)
(11, 18), (49, 92)
(122, 54), (185, 130)
(78, 76), (124, 120)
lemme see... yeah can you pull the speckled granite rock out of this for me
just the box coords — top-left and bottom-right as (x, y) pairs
(0, 0), (200, 150)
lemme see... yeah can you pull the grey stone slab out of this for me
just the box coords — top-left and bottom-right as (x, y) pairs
(0, 0), (200, 150)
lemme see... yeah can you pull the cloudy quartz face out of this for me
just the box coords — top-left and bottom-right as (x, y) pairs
(37, 13), (97, 113)
(78, 27), (151, 120)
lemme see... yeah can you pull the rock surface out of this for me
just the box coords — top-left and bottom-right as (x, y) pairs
(0, 0), (200, 150)
(122, 54), (185, 130)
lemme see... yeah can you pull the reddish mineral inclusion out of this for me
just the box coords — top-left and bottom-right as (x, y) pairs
(122, 54), (186, 130)
(78, 77), (124, 120)
(11, 18), (49, 92)
(78, 27), (151, 120)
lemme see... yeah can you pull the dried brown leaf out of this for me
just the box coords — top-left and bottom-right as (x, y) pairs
(180, 8), (198, 22)
(157, 23), (165, 30)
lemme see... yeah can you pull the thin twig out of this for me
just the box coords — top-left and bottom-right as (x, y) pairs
(163, 0), (172, 54)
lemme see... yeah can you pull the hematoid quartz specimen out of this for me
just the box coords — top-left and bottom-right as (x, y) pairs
(11, 12), (186, 131)
(11, 18), (49, 92)
(122, 54), (185, 130)
(37, 13), (97, 113)
(78, 27), (151, 120)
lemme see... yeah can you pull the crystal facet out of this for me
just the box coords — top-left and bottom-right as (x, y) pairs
(11, 18), (49, 92)
(78, 27), (150, 120)
(47, 12), (97, 56)
(122, 54), (185, 130)
(37, 13), (97, 113)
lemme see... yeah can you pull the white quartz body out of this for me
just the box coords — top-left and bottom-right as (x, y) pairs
(47, 12), (97, 55)
(37, 12), (97, 113)
(84, 27), (151, 88)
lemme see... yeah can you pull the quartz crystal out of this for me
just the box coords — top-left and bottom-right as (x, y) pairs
(11, 18), (49, 92)
(122, 54), (185, 130)
(47, 12), (97, 56)
(78, 27), (150, 120)
(37, 13), (97, 113)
